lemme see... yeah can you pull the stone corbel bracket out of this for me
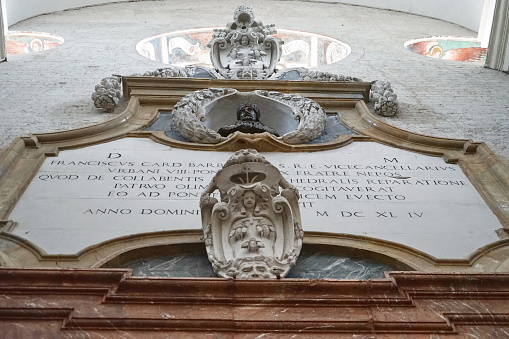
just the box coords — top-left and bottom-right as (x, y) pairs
(170, 88), (327, 144)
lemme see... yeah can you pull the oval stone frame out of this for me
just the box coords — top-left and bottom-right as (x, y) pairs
(171, 88), (326, 144)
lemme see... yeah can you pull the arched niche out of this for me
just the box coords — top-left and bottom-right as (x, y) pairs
(201, 91), (299, 136)
(100, 242), (414, 279)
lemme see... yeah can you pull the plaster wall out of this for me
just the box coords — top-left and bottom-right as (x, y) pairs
(4, 0), (484, 32)
(0, 0), (508, 164)
(3, 0), (127, 27)
(319, 0), (485, 32)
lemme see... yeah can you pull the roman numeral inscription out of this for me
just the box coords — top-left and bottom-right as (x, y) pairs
(9, 139), (502, 258)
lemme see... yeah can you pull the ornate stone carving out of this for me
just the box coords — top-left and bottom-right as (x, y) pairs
(92, 5), (398, 118)
(200, 149), (302, 279)
(91, 76), (121, 113)
(217, 102), (280, 137)
(270, 67), (361, 82)
(369, 80), (399, 116)
(170, 89), (326, 144)
(92, 66), (220, 112)
(208, 5), (283, 80)
(271, 69), (400, 117)
(93, 68), (400, 118)
(91, 7), (399, 117)
(256, 90), (326, 144)
(171, 88), (235, 144)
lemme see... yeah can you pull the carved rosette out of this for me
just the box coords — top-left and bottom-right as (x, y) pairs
(200, 149), (303, 279)
(170, 88), (326, 144)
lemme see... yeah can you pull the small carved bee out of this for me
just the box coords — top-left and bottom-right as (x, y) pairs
(256, 222), (275, 238)
(229, 226), (248, 241)
(241, 238), (265, 253)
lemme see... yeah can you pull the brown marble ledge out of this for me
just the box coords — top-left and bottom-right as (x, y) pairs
(0, 268), (508, 338)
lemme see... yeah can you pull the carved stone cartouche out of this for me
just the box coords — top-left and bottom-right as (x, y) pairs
(200, 149), (303, 279)
(208, 5), (283, 80)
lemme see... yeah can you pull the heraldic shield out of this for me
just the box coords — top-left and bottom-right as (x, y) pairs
(200, 149), (303, 279)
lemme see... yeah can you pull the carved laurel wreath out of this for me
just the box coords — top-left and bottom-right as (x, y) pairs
(170, 88), (327, 145)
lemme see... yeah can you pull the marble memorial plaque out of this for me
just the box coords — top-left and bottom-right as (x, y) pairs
(10, 138), (502, 258)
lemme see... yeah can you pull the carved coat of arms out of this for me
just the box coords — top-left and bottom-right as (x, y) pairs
(208, 5), (283, 80)
(200, 149), (303, 278)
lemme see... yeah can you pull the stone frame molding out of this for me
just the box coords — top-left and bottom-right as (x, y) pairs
(0, 77), (508, 272)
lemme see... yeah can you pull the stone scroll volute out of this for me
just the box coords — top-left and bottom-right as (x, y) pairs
(200, 149), (303, 279)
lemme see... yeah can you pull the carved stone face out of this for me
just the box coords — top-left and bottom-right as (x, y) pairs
(238, 261), (271, 279)
(239, 105), (258, 122)
(243, 191), (256, 209)
(240, 35), (249, 46)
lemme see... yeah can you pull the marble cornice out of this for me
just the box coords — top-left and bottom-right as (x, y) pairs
(1, 268), (509, 336)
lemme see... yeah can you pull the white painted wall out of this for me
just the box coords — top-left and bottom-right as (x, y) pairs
(318, 0), (485, 32)
(4, 0), (128, 28)
(4, 0), (485, 32)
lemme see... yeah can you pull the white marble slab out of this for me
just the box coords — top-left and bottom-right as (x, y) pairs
(10, 138), (502, 258)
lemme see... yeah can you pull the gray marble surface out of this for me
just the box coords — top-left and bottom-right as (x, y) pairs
(286, 251), (394, 279)
(308, 115), (357, 144)
(124, 252), (216, 278)
(123, 248), (397, 279)
(145, 112), (189, 142)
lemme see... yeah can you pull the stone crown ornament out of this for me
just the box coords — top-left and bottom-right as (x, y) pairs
(208, 5), (283, 80)
(200, 149), (303, 279)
